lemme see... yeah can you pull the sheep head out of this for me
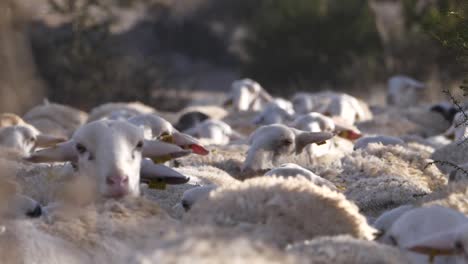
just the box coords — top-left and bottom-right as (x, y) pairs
(0, 124), (66, 156)
(129, 114), (209, 155)
(26, 120), (190, 198)
(406, 224), (468, 261)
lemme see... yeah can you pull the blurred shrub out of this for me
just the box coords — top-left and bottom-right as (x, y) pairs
(240, 0), (383, 92)
(33, 0), (169, 109)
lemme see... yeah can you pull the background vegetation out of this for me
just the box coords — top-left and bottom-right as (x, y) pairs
(1, 0), (468, 112)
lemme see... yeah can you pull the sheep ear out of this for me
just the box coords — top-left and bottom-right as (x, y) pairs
(172, 132), (209, 155)
(295, 131), (334, 154)
(258, 88), (273, 102)
(143, 139), (191, 163)
(406, 230), (459, 256)
(223, 98), (233, 107)
(26, 140), (77, 163)
(140, 159), (189, 185)
(36, 134), (68, 148)
(334, 124), (362, 140)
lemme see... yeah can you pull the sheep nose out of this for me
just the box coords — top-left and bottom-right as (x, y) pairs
(106, 175), (129, 186)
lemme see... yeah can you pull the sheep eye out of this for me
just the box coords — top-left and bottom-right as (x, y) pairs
(29, 137), (36, 143)
(389, 235), (398, 246)
(76, 143), (87, 154)
(282, 139), (293, 145)
(454, 241), (463, 252)
(136, 141), (143, 149)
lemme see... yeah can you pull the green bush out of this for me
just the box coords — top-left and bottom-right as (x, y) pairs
(241, 0), (382, 92)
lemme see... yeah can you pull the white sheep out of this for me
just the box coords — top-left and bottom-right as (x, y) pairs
(252, 103), (294, 126)
(183, 119), (244, 145)
(373, 205), (415, 240)
(178, 185), (218, 212)
(380, 205), (467, 264)
(23, 101), (88, 137)
(387, 75), (425, 107)
(223, 78), (273, 112)
(357, 106), (450, 138)
(291, 113), (361, 160)
(128, 114), (210, 155)
(265, 163), (337, 191)
(0, 113), (25, 128)
(26, 120), (190, 198)
(87, 102), (157, 123)
(0, 124), (66, 157)
(405, 223), (468, 263)
(444, 111), (468, 142)
(287, 235), (412, 264)
(185, 176), (376, 247)
(321, 93), (372, 125)
(353, 135), (405, 150)
(291, 91), (341, 115)
(242, 124), (334, 171)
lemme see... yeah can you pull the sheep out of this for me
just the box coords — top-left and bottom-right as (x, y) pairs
(128, 114), (210, 155)
(0, 113), (25, 128)
(340, 143), (447, 195)
(353, 135), (405, 150)
(26, 120), (191, 199)
(418, 182), (468, 214)
(431, 141), (468, 174)
(444, 111), (468, 142)
(264, 163), (337, 191)
(287, 235), (412, 264)
(174, 111), (210, 132)
(87, 102), (157, 123)
(321, 93), (372, 125)
(23, 101), (88, 137)
(0, 178), (43, 219)
(291, 91), (341, 115)
(0, 197), (177, 264)
(387, 75), (425, 107)
(345, 176), (429, 218)
(405, 223), (468, 263)
(184, 176), (376, 247)
(0, 124), (66, 157)
(241, 124), (334, 172)
(430, 101), (458, 123)
(129, 226), (301, 264)
(178, 185), (218, 212)
(183, 119), (244, 145)
(291, 113), (361, 159)
(177, 105), (229, 121)
(223, 78), (273, 112)
(379, 205), (467, 264)
(373, 205), (415, 239)
(252, 103), (294, 126)
(357, 106), (451, 137)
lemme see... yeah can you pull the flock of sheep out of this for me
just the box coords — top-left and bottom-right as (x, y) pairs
(0, 75), (467, 263)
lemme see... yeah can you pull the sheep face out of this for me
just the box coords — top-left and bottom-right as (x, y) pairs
(0, 126), (37, 155)
(224, 79), (272, 112)
(27, 120), (191, 199)
(0, 124), (65, 156)
(72, 121), (144, 198)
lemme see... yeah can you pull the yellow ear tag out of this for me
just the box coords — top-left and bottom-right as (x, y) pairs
(151, 154), (172, 164)
(148, 180), (167, 190)
(316, 141), (327, 145)
(223, 99), (233, 107)
(336, 185), (347, 191)
(338, 131), (348, 138)
(159, 134), (175, 144)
